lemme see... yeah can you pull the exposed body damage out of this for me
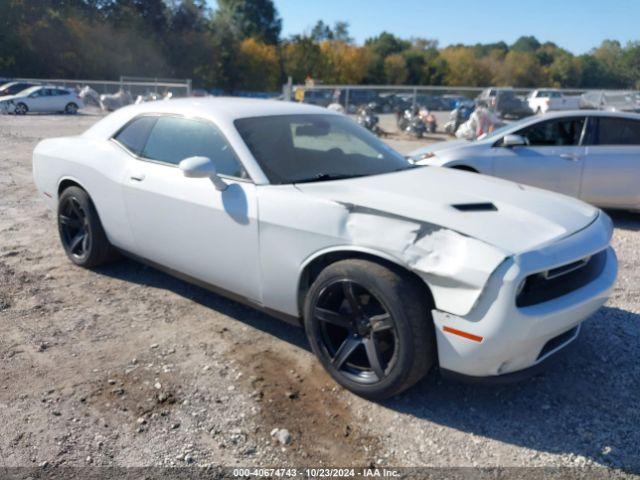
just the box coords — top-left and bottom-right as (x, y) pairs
(338, 203), (507, 317)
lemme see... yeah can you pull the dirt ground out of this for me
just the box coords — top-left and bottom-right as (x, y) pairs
(0, 113), (638, 473)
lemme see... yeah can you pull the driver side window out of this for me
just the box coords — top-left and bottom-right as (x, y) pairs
(141, 116), (247, 178)
(515, 117), (585, 146)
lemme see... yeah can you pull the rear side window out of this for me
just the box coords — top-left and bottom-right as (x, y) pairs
(141, 116), (246, 177)
(515, 117), (585, 146)
(593, 117), (640, 145)
(114, 116), (158, 156)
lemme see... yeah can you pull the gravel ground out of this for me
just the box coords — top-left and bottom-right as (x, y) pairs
(0, 113), (638, 473)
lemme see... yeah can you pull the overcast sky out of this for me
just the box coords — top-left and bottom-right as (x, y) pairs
(270, 0), (637, 53)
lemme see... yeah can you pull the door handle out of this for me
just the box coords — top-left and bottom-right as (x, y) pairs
(130, 173), (146, 181)
(560, 153), (581, 161)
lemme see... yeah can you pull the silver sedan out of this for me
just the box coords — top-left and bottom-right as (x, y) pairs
(412, 111), (640, 211)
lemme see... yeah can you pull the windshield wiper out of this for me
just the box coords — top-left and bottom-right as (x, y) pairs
(293, 173), (367, 184)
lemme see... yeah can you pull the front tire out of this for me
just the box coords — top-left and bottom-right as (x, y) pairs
(58, 186), (116, 267)
(14, 102), (28, 115)
(304, 259), (436, 399)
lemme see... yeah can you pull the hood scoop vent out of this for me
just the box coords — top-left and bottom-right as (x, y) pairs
(452, 202), (497, 212)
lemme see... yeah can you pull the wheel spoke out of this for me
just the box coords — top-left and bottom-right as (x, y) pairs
(81, 232), (90, 252)
(370, 313), (393, 333)
(69, 231), (85, 253)
(69, 199), (83, 219)
(363, 337), (385, 380)
(59, 215), (81, 228)
(331, 336), (361, 369)
(343, 281), (362, 317)
(314, 307), (352, 329)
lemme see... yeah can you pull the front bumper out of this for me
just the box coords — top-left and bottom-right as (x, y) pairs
(432, 213), (617, 379)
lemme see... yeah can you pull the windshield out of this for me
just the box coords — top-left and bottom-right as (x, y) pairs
(19, 86), (40, 96)
(235, 114), (411, 184)
(479, 116), (533, 141)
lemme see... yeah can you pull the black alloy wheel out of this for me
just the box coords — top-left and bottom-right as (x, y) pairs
(59, 194), (91, 262)
(313, 279), (398, 384)
(304, 259), (436, 399)
(57, 186), (117, 267)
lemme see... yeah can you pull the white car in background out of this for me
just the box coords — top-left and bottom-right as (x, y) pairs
(0, 85), (83, 115)
(33, 98), (616, 399)
(527, 89), (581, 114)
(412, 110), (640, 211)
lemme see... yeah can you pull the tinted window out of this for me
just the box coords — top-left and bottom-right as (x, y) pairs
(114, 116), (158, 156)
(593, 117), (640, 145)
(515, 117), (585, 146)
(235, 114), (410, 184)
(7, 83), (31, 94)
(142, 116), (246, 177)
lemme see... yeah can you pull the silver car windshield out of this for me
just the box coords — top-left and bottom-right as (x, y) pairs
(234, 114), (411, 184)
(479, 117), (533, 141)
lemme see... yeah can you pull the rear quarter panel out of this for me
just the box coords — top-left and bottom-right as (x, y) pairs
(32, 136), (134, 249)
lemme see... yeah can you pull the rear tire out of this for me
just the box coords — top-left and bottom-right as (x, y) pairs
(57, 186), (117, 267)
(65, 102), (79, 114)
(304, 259), (436, 400)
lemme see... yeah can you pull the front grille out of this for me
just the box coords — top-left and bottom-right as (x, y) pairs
(516, 250), (607, 308)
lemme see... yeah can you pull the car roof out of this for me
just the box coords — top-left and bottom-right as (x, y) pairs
(127, 97), (331, 118)
(537, 110), (640, 120)
(83, 97), (340, 140)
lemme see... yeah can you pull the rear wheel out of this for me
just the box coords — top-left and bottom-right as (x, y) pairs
(58, 186), (117, 267)
(14, 103), (28, 115)
(65, 102), (78, 114)
(304, 259), (436, 399)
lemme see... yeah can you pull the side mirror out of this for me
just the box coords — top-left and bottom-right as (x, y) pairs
(501, 134), (528, 148)
(179, 156), (227, 191)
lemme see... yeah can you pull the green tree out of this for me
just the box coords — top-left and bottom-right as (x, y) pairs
(511, 35), (541, 53)
(215, 0), (281, 45)
(384, 54), (408, 84)
(496, 50), (545, 87)
(282, 35), (323, 83)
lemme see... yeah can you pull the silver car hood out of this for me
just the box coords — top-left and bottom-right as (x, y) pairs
(410, 139), (474, 158)
(295, 166), (598, 255)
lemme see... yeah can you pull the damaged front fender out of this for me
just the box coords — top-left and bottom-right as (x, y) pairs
(339, 203), (508, 317)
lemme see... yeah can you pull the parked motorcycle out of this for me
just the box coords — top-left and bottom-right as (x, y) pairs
(356, 103), (381, 135)
(396, 107), (427, 138)
(444, 104), (474, 136)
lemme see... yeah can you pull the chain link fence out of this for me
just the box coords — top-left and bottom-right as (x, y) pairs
(285, 84), (640, 114)
(8, 76), (192, 98)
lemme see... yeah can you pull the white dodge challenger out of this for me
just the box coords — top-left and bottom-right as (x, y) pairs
(32, 98), (617, 399)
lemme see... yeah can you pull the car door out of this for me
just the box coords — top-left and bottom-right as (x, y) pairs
(580, 116), (640, 209)
(491, 116), (587, 198)
(25, 88), (49, 112)
(119, 114), (262, 302)
(53, 89), (70, 111)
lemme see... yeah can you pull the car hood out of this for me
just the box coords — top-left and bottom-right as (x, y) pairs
(410, 139), (475, 158)
(295, 166), (598, 255)
(0, 93), (25, 102)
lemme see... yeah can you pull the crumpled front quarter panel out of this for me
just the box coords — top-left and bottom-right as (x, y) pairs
(256, 185), (507, 318)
